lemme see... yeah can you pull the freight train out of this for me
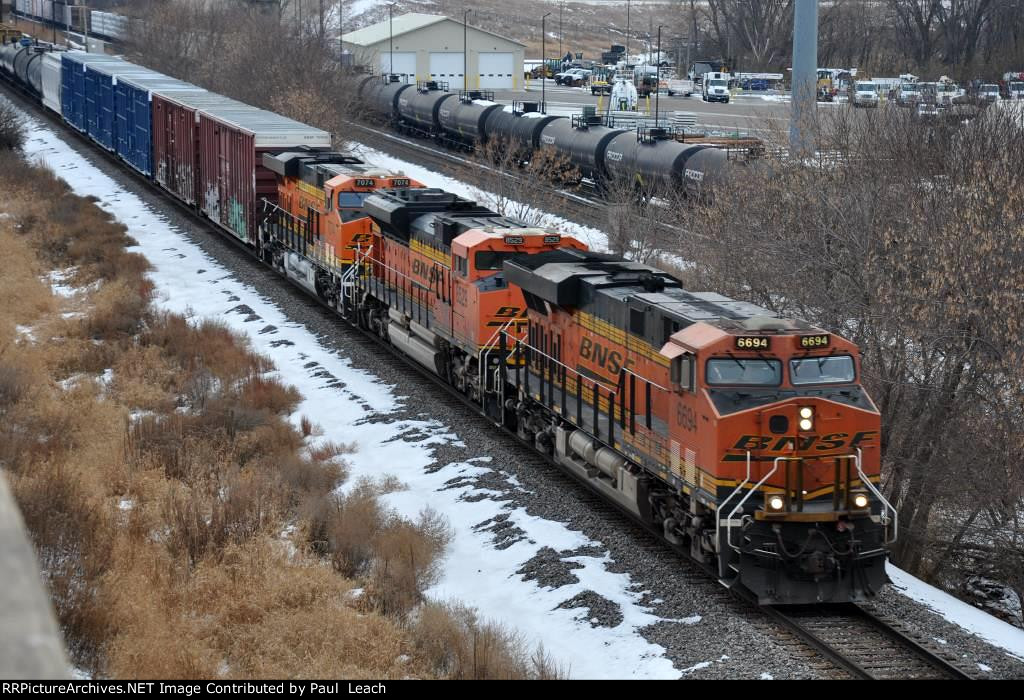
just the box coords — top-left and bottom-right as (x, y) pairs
(358, 76), (730, 196)
(0, 40), (897, 605)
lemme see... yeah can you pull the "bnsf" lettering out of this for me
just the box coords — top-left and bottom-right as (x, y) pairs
(729, 431), (878, 455)
(580, 337), (630, 376)
(412, 259), (443, 283)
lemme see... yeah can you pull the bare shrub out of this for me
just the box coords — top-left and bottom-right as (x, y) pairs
(308, 485), (385, 577)
(366, 508), (451, 618)
(0, 99), (25, 150)
(238, 373), (301, 415)
(410, 602), (565, 679)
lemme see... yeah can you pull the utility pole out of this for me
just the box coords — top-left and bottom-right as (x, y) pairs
(542, 11), (551, 113)
(790, 0), (818, 157)
(319, 0), (325, 45)
(339, 0), (344, 71)
(463, 8), (471, 91)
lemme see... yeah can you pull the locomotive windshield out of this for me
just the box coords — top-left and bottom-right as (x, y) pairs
(706, 358), (781, 386)
(475, 251), (517, 271)
(790, 355), (855, 385)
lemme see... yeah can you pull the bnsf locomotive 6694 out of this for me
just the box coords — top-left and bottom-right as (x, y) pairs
(1, 38), (896, 605)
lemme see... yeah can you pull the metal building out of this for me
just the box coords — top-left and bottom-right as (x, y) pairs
(342, 13), (525, 90)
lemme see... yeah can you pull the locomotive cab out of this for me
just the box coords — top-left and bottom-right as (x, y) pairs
(662, 317), (892, 604)
(450, 228), (587, 350)
(261, 150), (424, 269)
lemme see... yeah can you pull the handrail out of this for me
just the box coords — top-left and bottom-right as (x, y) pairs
(724, 455), (784, 553)
(478, 317), (520, 393)
(622, 365), (670, 392)
(720, 450), (753, 521)
(855, 448), (898, 544)
(506, 334), (620, 395)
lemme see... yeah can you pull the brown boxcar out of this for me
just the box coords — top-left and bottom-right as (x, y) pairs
(151, 88), (211, 206)
(198, 106), (331, 244)
(152, 90), (331, 244)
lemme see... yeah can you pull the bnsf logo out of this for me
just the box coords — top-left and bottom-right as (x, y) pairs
(579, 337), (631, 376)
(412, 259), (444, 282)
(724, 431), (878, 461)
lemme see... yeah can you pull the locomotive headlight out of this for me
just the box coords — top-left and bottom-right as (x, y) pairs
(798, 407), (814, 432)
(767, 495), (785, 512)
(852, 492), (870, 510)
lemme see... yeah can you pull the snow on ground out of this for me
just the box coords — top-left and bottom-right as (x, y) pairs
(887, 563), (1024, 662)
(347, 141), (613, 252)
(22, 115), (678, 679)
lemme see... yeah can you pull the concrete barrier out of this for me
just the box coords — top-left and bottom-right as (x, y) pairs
(0, 474), (70, 679)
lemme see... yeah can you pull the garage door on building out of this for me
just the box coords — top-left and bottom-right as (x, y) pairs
(379, 52), (417, 82)
(429, 52), (465, 90)
(478, 52), (515, 89)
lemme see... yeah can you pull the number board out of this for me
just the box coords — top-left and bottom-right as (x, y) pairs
(735, 336), (770, 350)
(543, 235), (561, 244)
(354, 178), (375, 188)
(504, 235), (525, 245)
(391, 178), (411, 187)
(799, 334), (830, 349)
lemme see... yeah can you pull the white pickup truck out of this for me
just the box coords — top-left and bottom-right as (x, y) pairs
(663, 78), (694, 96)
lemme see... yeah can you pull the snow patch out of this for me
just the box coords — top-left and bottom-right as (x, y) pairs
(888, 562), (1024, 661)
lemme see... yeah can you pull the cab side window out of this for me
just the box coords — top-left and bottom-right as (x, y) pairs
(454, 255), (468, 277)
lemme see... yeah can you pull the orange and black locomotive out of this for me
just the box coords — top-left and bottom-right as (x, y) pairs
(257, 161), (894, 605)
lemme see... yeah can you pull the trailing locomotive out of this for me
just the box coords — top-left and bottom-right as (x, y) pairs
(358, 75), (729, 196)
(0, 34), (895, 606)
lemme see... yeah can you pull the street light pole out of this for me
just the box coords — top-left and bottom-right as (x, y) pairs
(558, 2), (563, 64)
(542, 11), (551, 114)
(626, 0), (630, 62)
(388, 3), (394, 77)
(463, 8), (471, 91)
(656, 25), (663, 127)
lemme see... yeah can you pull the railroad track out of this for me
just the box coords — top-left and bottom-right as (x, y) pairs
(762, 603), (974, 679)
(3, 81), (977, 681)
